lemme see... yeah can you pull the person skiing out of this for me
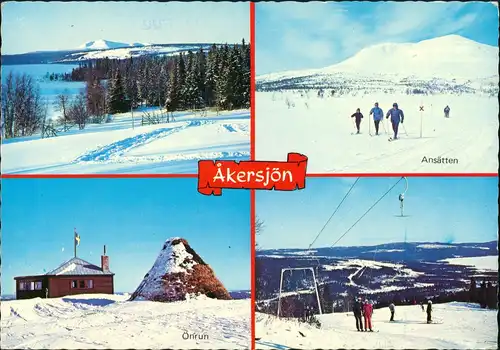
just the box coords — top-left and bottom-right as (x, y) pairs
(389, 302), (395, 321)
(444, 105), (450, 118)
(420, 301), (424, 311)
(426, 300), (432, 323)
(363, 299), (374, 332)
(351, 108), (364, 134)
(386, 103), (404, 140)
(45, 288), (49, 298)
(369, 102), (384, 135)
(353, 297), (364, 331)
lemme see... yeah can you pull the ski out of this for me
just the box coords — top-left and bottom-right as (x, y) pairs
(256, 339), (292, 350)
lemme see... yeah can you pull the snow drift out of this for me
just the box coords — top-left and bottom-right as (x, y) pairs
(1, 293), (250, 349)
(130, 237), (231, 302)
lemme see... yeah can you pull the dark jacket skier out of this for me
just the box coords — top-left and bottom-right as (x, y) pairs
(370, 102), (384, 135)
(389, 303), (395, 321)
(351, 108), (363, 134)
(353, 298), (364, 331)
(386, 103), (404, 139)
(444, 105), (450, 118)
(426, 300), (432, 323)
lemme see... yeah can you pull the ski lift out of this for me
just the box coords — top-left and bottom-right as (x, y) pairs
(398, 177), (408, 217)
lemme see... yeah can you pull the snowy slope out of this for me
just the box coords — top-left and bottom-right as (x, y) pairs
(440, 256), (498, 272)
(77, 40), (144, 51)
(256, 302), (497, 349)
(1, 108), (250, 174)
(1, 294), (250, 349)
(255, 91), (498, 173)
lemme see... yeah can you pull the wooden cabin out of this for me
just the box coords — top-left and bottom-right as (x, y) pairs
(14, 249), (114, 300)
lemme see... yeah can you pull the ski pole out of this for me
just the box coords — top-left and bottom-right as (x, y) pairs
(401, 122), (409, 137)
(381, 119), (388, 135)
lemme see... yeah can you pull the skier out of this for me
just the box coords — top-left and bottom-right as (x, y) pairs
(369, 102), (384, 135)
(389, 302), (395, 321)
(386, 103), (404, 140)
(363, 299), (374, 332)
(351, 108), (364, 134)
(426, 300), (432, 323)
(353, 297), (364, 331)
(45, 288), (49, 298)
(420, 301), (424, 311)
(444, 105), (450, 118)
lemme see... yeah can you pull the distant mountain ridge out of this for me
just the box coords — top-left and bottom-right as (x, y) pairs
(1, 42), (221, 65)
(77, 39), (148, 50)
(256, 35), (498, 96)
(256, 240), (497, 315)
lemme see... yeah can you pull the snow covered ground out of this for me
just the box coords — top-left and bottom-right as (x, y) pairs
(440, 256), (498, 272)
(1, 293), (250, 349)
(256, 302), (497, 349)
(255, 91), (498, 173)
(1, 109), (250, 174)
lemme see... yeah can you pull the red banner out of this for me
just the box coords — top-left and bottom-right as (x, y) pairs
(198, 153), (308, 196)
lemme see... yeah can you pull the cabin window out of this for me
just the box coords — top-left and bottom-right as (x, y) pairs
(30, 282), (35, 290)
(34, 281), (42, 290)
(19, 282), (27, 290)
(71, 280), (94, 289)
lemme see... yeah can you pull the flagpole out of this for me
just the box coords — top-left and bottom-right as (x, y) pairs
(74, 228), (77, 258)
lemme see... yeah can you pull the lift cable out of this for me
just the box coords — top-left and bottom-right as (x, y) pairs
(330, 177), (404, 248)
(308, 177), (360, 250)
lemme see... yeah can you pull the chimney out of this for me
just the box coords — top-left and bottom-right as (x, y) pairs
(101, 245), (109, 272)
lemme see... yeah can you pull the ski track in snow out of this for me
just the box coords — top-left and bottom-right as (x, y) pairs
(74, 120), (215, 163)
(1, 109), (250, 174)
(256, 302), (497, 349)
(1, 294), (250, 349)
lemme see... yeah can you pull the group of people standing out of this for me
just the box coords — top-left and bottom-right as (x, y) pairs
(353, 298), (374, 332)
(350, 102), (405, 140)
(353, 298), (435, 331)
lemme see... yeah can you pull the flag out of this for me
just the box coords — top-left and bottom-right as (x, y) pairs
(74, 229), (80, 246)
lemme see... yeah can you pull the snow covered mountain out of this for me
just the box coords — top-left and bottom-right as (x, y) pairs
(1, 42), (215, 65)
(130, 237), (231, 302)
(77, 39), (146, 50)
(257, 35), (499, 95)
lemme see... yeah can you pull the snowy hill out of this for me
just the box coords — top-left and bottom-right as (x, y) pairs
(1, 294), (250, 349)
(77, 39), (145, 50)
(256, 302), (497, 349)
(130, 237), (231, 302)
(2, 43), (216, 65)
(257, 35), (498, 96)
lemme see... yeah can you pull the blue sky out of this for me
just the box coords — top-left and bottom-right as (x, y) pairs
(1, 2), (250, 54)
(256, 1), (499, 75)
(256, 177), (498, 250)
(1, 178), (250, 296)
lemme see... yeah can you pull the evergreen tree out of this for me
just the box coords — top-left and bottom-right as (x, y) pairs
(177, 53), (187, 109)
(204, 44), (218, 107)
(183, 51), (199, 109)
(166, 61), (179, 112)
(107, 70), (128, 114)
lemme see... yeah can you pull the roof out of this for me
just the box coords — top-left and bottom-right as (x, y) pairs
(15, 257), (114, 279)
(45, 257), (114, 276)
